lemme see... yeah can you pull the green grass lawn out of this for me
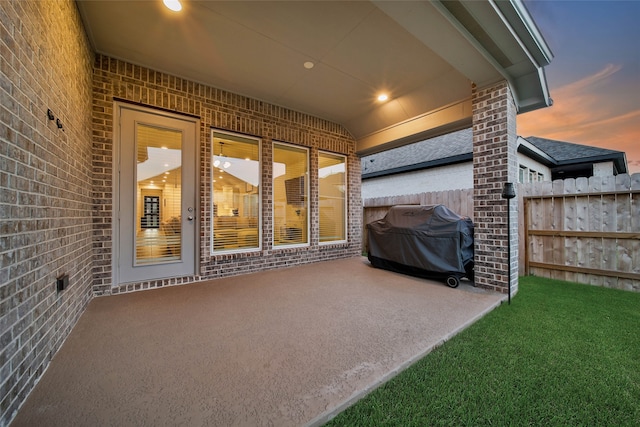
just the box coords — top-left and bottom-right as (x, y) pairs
(325, 277), (640, 426)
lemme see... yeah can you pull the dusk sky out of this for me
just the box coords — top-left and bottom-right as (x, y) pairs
(518, 0), (640, 174)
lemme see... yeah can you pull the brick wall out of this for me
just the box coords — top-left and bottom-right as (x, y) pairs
(92, 56), (362, 295)
(0, 1), (94, 425)
(471, 81), (518, 294)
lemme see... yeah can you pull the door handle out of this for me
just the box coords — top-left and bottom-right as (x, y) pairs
(187, 216), (194, 221)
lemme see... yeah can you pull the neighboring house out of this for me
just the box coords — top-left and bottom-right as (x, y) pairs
(361, 128), (628, 198)
(520, 136), (628, 181)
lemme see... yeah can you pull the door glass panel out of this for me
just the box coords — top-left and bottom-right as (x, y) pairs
(135, 124), (182, 265)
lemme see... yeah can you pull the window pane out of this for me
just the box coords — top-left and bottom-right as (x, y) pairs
(212, 131), (260, 252)
(273, 143), (308, 246)
(319, 152), (346, 243)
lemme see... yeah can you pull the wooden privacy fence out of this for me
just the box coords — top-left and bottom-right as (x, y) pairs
(522, 174), (640, 292)
(363, 173), (640, 292)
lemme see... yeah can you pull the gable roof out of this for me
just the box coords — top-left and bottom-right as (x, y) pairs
(361, 129), (628, 178)
(523, 137), (627, 173)
(361, 128), (473, 178)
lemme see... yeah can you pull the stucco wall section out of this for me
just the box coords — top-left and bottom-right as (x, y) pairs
(91, 56), (362, 295)
(0, 0), (94, 424)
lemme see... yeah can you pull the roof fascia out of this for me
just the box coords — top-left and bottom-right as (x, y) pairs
(433, 0), (553, 113)
(491, 0), (553, 112)
(429, 0), (517, 98)
(493, 0), (553, 66)
(517, 136), (557, 166)
(555, 153), (628, 174)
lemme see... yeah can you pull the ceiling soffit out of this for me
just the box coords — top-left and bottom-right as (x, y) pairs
(77, 0), (551, 153)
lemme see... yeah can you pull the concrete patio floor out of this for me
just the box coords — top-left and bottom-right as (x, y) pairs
(11, 257), (504, 426)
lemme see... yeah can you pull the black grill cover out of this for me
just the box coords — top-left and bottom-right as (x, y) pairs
(367, 205), (474, 279)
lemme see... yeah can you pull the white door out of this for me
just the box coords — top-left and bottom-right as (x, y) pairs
(114, 104), (198, 284)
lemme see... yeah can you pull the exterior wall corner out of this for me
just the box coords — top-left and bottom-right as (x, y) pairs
(471, 81), (519, 295)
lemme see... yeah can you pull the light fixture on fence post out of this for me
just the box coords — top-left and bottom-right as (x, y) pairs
(501, 182), (516, 304)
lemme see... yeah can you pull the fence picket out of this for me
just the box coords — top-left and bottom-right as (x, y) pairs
(575, 178), (590, 283)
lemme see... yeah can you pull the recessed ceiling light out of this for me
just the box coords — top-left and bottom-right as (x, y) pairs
(377, 94), (389, 102)
(163, 0), (182, 12)
(303, 61), (315, 69)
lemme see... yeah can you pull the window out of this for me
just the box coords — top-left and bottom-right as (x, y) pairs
(520, 165), (547, 183)
(318, 152), (346, 243)
(273, 142), (308, 246)
(211, 130), (260, 253)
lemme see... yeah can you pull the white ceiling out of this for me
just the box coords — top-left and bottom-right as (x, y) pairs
(77, 0), (552, 154)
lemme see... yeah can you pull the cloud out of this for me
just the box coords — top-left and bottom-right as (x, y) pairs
(558, 63), (622, 94)
(518, 64), (640, 174)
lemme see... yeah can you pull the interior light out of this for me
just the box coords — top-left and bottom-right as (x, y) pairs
(303, 61), (315, 69)
(164, 163), (169, 167)
(161, 146), (168, 150)
(213, 159), (220, 168)
(223, 161), (231, 169)
(377, 93), (389, 102)
(163, 0), (182, 12)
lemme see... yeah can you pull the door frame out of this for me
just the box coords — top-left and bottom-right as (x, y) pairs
(112, 102), (200, 286)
